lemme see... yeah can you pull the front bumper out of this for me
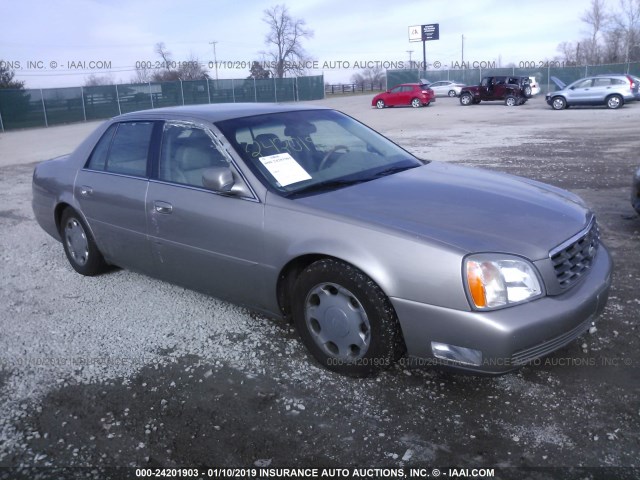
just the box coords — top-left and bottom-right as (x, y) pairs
(391, 245), (613, 374)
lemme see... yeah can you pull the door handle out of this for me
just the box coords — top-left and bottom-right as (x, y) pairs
(79, 185), (93, 196)
(154, 201), (173, 214)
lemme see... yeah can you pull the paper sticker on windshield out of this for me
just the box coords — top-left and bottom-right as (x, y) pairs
(259, 153), (311, 187)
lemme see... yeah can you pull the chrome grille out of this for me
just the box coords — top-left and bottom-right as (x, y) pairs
(550, 218), (599, 289)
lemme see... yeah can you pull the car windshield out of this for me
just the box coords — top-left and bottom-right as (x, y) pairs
(215, 109), (423, 197)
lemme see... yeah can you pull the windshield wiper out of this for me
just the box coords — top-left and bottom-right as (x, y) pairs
(372, 164), (418, 178)
(288, 178), (367, 197)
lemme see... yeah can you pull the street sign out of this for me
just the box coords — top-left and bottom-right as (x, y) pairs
(422, 23), (439, 41)
(408, 24), (440, 42)
(408, 25), (422, 43)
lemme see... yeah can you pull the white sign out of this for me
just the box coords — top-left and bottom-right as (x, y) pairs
(259, 153), (311, 187)
(408, 25), (422, 43)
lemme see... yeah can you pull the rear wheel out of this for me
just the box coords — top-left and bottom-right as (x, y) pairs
(551, 96), (566, 110)
(505, 95), (518, 106)
(460, 92), (473, 105)
(60, 208), (108, 276)
(411, 98), (422, 108)
(448, 89), (457, 97)
(375, 99), (385, 109)
(606, 94), (623, 109)
(292, 259), (405, 376)
(524, 85), (532, 97)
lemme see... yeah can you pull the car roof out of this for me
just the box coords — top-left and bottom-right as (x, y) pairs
(114, 103), (330, 123)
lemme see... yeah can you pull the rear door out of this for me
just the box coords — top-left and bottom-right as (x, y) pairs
(75, 120), (158, 273)
(145, 121), (266, 306)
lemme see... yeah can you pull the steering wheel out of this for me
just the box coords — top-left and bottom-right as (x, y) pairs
(319, 145), (349, 170)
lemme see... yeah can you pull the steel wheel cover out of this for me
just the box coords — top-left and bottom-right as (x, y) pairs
(304, 282), (371, 360)
(64, 218), (89, 266)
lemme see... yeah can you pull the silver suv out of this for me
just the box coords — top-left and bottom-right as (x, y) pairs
(546, 74), (638, 110)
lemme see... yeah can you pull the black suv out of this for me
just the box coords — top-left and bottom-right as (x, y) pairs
(459, 76), (532, 106)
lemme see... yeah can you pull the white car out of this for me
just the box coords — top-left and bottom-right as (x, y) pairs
(421, 80), (465, 97)
(528, 76), (541, 96)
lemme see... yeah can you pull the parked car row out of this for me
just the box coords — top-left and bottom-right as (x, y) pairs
(373, 73), (639, 110)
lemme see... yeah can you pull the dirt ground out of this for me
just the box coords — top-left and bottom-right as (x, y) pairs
(0, 95), (639, 479)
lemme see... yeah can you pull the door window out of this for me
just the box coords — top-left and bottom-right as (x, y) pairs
(86, 121), (153, 177)
(159, 123), (229, 188)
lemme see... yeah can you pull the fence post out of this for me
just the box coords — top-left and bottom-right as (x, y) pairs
(149, 82), (154, 108)
(0, 110), (4, 132)
(274, 76), (278, 102)
(40, 89), (48, 128)
(254, 78), (257, 102)
(293, 77), (297, 101)
(80, 86), (87, 122)
(180, 80), (185, 105)
(232, 79), (235, 102)
(115, 84), (122, 115)
(206, 79), (211, 103)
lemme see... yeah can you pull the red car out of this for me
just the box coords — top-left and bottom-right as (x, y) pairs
(372, 83), (435, 109)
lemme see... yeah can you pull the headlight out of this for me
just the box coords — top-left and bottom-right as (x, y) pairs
(464, 254), (543, 310)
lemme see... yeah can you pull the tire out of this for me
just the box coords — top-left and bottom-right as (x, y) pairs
(448, 90), (457, 97)
(606, 94), (623, 109)
(60, 208), (107, 276)
(375, 99), (385, 109)
(505, 95), (518, 106)
(411, 98), (422, 108)
(460, 92), (473, 105)
(292, 259), (405, 376)
(524, 85), (532, 97)
(551, 96), (566, 110)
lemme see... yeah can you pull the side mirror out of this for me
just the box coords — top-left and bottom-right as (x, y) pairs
(202, 167), (234, 192)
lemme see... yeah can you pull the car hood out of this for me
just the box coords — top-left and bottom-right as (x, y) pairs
(294, 162), (591, 261)
(550, 76), (567, 90)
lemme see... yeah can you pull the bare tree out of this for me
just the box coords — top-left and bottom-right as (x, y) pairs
(262, 4), (313, 78)
(556, 0), (640, 64)
(131, 65), (152, 84)
(615, 0), (640, 61)
(581, 0), (609, 63)
(84, 74), (114, 86)
(152, 42), (180, 81)
(350, 66), (385, 87)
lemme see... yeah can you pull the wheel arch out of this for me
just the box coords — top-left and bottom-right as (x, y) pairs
(276, 252), (396, 321)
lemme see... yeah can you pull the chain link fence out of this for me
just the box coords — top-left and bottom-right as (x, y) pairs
(386, 62), (640, 93)
(0, 75), (325, 132)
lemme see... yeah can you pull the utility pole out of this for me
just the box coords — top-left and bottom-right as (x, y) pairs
(461, 34), (464, 65)
(209, 41), (219, 81)
(406, 50), (414, 69)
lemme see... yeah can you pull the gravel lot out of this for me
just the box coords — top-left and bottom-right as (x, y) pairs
(0, 95), (639, 478)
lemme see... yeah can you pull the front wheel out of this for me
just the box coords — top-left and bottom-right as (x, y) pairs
(606, 95), (623, 109)
(292, 259), (405, 376)
(60, 208), (108, 276)
(459, 92), (473, 105)
(551, 96), (566, 110)
(448, 89), (457, 97)
(411, 98), (422, 108)
(375, 99), (385, 109)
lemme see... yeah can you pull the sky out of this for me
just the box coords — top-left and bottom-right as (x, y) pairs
(1, 0), (591, 89)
